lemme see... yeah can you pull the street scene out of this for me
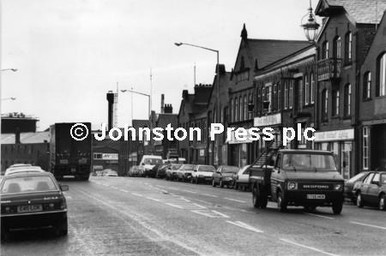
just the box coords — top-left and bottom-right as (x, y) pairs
(1, 0), (386, 255)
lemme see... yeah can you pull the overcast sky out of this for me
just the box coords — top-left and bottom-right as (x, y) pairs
(1, 0), (318, 131)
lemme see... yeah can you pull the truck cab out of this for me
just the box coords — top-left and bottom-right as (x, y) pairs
(250, 149), (345, 214)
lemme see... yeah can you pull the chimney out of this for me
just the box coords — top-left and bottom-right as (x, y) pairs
(164, 104), (173, 114)
(161, 94), (165, 114)
(182, 90), (189, 100)
(106, 91), (115, 130)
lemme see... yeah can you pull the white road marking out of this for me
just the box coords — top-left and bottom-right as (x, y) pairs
(280, 238), (339, 256)
(131, 192), (143, 197)
(180, 189), (198, 194)
(201, 193), (218, 198)
(165, 203), (184, 209)
(224, 197), (246, 203)
(119, 189), (129, 193)
(180, 198), (191, 202)
(192, 203), (207, 209)
(146, 197), (161, 202)
(226, 221), (263, 233)
(306, 213), (335, 220)
(211, 210), (230, 218)
(191, 210), (216, 218)
(350, 221), (386, 230)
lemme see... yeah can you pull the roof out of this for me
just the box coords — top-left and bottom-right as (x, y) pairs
(316, 0), (386, 24)
(156, 114), (178, 128)
(279, 149), (333, 154)
(132, 119), (150, 129)
(241, 39), (311, 70)
(1, 131), (50, 144)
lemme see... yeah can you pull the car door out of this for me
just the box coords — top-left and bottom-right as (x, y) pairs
(270, 153), (282, 201)
(367, 173), (381, 205)
(361, 172), (375, 203)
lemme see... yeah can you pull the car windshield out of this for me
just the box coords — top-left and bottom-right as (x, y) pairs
(222, 166), (239, 173)
(181, 164), (195, 170)
(347, 172), (368, 183)
(198, 166), (215, 172)
(144, 158), (163, 165)
(170, 164), (182, 170)
(282, 153), (337, 171)
(1, 175), (58, 194)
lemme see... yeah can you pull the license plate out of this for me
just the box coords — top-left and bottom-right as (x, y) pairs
(17, 204), (43, 213)
(307, 194), (325, 199)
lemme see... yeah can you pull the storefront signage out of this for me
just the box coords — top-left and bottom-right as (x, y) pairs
(254, 113), (281, 127)
(102, 153), (119, 160)
(314, 129), (354, 142)
(228, 130), (254, 144)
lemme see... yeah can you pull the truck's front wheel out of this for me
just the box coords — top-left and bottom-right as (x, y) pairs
(332, 201), (343, 215)
(252, 185), (260, 208)
(277, 191), (287, 212)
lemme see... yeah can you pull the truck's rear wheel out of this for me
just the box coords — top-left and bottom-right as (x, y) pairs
(252, 185), (260, 208)
(277, 191), (287, 212)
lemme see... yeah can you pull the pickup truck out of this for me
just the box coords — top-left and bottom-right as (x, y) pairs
(249, 149), (344, 214)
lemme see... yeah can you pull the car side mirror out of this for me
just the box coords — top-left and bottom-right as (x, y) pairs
(60, 184), (69, 191)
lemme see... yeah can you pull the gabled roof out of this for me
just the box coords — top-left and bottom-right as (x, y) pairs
(316, 0), (386, 24)
(235, 38), (311, 71)
(156, 114), (178, 128)
(1, 131), (49, 144)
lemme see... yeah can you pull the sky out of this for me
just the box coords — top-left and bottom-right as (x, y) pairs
(1, 0), (319, 131)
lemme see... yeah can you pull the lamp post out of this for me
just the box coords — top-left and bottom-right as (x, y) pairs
(121, 89), (151, 120)
(175, 42), (220, 165)
(301, 1), (320, 43)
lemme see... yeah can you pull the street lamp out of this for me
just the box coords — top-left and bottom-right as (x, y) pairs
(0, 68), (17, 72)
(1, 97), (16, 101)
(121, 89), (151, 120)
(301, 1), (320, 42)
(175, 41), (220, 165)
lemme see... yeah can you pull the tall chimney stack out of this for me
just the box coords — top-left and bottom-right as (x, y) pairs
(161, 94), (165, 114)
(106, 91), (115, 130)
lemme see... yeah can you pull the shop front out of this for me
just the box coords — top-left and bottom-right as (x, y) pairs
(314, 129), (354, 179)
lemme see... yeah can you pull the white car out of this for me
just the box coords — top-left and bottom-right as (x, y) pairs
(191, 165), (216, 184)
(234, 165), (251, 190)
(4, 166), (45, 176)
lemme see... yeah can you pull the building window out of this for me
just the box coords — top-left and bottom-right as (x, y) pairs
(332, 90), (340, 116)
(363, 127), (369, 170)
(363, 71), (371, 100)
(284, 82), (289, 109)
(230, 99), (234, 122)
(310, 72), (315, 104)
(344, 83), (352, 116)
(321, 89), (328, 121)
(248, 93), (253, 119)
(345, 31), (352, 65)
(272, 83), (277, 111)
(265, 84), (272, 113)
(322, 40), (329, 59)
(333, 36), (342, 59)
(239, 96), (243, 121)
(304, 75), (309, 105)
(298, 79), (304, 110)
(377, 52), (386, 97)
(235, 97), (239, 121)
(289, 82), (293, 109)
(277, 83), (281, 110)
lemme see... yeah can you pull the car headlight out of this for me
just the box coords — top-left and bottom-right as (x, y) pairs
(334, 184), (343, 191)
(287, 181), (298, 190)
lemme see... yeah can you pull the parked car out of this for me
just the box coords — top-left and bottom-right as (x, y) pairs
(5, 166), (45, 176)
(344, 171), (370, 203)
(1, 172), (68, 240)
(356, 171), (386, 210)
(212, 165), (239, 188)
(176, 164), (195, 182)
(234, 165), (251, 191)
(155, 164), (169, 179)
(165, 164), (182, 181)
(127, 166), (143, 177)
(103, 169), (118, 177)
(191, 165), (216, 184)
(138, 155), (163, 177)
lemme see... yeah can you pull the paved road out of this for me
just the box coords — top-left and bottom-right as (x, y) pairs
(2, 176), (385, 256)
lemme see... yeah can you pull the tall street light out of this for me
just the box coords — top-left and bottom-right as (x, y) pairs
(121, 89), (151, 120)
(175, 42), (220, 165)
(0, 68), (17, 72)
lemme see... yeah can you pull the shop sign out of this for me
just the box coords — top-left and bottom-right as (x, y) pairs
(254, 113), (281, 127)
(102, 153), (119, 160)
(314, 129), (354, 142)
(228, 130), (254, 144)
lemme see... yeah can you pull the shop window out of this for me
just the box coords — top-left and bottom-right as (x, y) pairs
(363, 127), (369, 170)
(344, 31), (352, 65)
(363, 71), (371, 100)
(376, 52), (386, 97)
(344, 84), (352, 117)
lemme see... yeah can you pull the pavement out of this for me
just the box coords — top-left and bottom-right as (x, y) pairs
(1, 176), (385, 256)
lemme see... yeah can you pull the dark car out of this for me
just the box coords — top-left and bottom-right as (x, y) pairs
(154, 164), (169, 179)
(344, 171), (370, 203)
(212, 165), (240, 188)
(165, 164), (182, 181)
(356, 171), (386, 210)
(1, 172), (69, 240)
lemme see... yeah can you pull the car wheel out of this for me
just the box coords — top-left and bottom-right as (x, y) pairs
(332, 202), (343, 215)
(212, 179), (216, 187)
(252, 185), (260, 208)
(356, 193), (364, 208)
(55, 216), (68, 237)
(195, 177), (198, 184)
(220, 180), (224, 188)
(234, 183), (238, 190)
(379, 194), (386, 211)
(277, 191), (287, 212)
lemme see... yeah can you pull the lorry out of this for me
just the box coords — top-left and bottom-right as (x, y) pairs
(249, 146), (344, 214)
(49, 123), (92, 181)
